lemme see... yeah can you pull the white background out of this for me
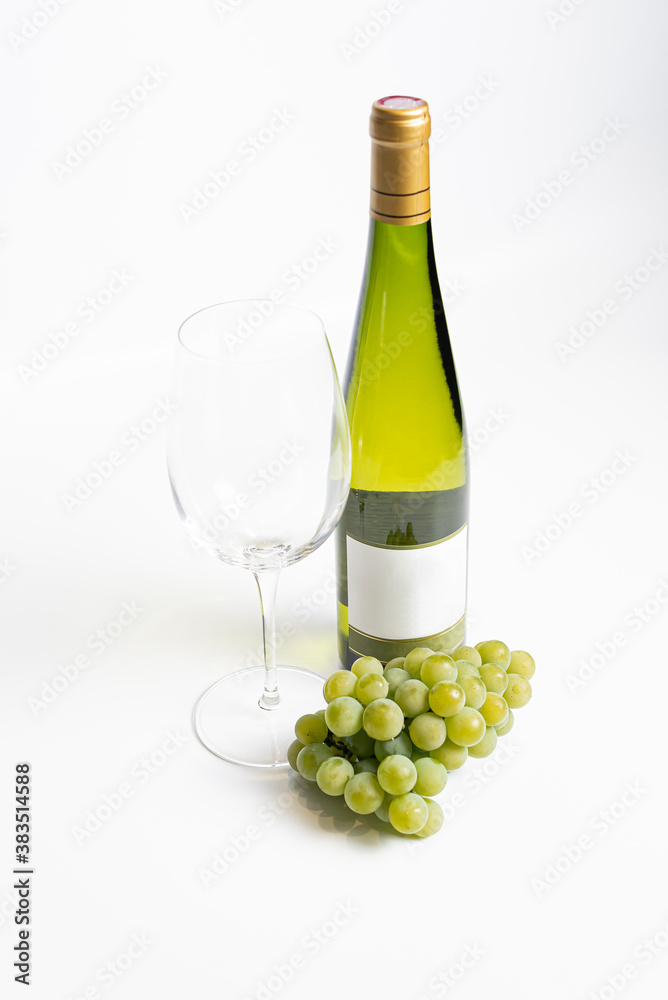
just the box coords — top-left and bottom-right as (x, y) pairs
(2, 1), (668, 998)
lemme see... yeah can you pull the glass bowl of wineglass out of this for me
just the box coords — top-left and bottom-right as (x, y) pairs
(167, 299), (351, 767)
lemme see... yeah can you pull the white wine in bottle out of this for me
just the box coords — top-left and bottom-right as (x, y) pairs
(337, 95), (469, 667)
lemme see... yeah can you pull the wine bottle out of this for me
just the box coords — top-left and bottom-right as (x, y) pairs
(337, 95), (469, 668)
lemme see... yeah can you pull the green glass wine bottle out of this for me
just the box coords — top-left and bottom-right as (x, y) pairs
(337, 95), (469, 668)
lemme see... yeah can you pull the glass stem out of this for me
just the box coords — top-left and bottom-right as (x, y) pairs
(254, 568), (281, 710)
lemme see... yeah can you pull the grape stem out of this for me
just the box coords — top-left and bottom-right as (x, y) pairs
(324, 734), (355, 760)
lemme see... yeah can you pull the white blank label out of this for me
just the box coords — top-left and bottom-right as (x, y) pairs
(347, 528), (468, 641)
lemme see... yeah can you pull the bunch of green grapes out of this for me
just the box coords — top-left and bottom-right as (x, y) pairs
(289, 641), (534, 839)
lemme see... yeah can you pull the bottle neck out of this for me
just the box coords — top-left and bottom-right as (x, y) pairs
(369, 138), (431, 226)
(365, 217), (433, 285)
(346, 215), (465, 495)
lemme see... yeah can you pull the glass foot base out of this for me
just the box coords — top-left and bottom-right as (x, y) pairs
(193, 665), (326, 767)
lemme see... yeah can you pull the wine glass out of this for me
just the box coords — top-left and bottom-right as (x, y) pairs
(167, 300), (351, 767)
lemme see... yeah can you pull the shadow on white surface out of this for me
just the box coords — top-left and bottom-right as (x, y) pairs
(288, 774), (392, 844)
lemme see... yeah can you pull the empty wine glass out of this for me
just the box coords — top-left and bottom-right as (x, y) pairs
(167, 300), (351, 767)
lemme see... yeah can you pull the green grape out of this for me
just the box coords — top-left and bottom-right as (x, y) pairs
(384, 657), (406, 673)
(420, 653), (458, 687)
(315, 709), (327, 722)
(495, 707), (515, 735)
(475, 639), (511, 669)
(346, 729), (376, 758)
(351, 656), (384, 679)
(403, 647), (434, 679)
(409, 712), (447, 751)
(467, 725), (498, 758)
(296, 742), (335, 781)
(294, 713), (328, 746)
(452, 645), (483, 667)
(504, 674), (532, 708)
(509, 649), (535, 679)
(415, 798), (445, 838)
(287, 739), (304, 772)
(413, 757), (447, 796)
(384, 667), (411, 697)
(411, 750), (429, 763)
(316, 756), (355, 796)
(480, 692), (509, 728)
(394, 679), (430, 717)
(428, 681), (466, 718)
(355, 672), (389, 706)
(325, 697), (364, 738)
(323, 670), (358, 703)
(362, 699), (404, 740)
(430, 739), (468, 771)
(374, 732), (413, 761)
(343, 772), (384, 814)
(354, 757), (379, 774)
(456, 660), (481, 680)
(446, 707), (486, 747)
(388, 793), (429, 834)
(377, 754), (417, 795)
(458, 675), (486, 709)
(479, 664), (509, 695)
(375, 792), (395, 824)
